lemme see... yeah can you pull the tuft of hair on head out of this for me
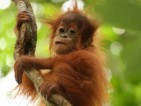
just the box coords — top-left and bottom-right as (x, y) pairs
(65, 0), (79, 12)
(72, 0), (78, 10)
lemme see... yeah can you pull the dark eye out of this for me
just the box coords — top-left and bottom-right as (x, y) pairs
(69, 28), (76, 34)
(59, 27), (65, 33)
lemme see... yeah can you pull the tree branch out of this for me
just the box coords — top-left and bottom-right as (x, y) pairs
(12, 0), (71, 106)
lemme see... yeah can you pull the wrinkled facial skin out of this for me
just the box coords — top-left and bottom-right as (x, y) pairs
(53, 22), (78, 54)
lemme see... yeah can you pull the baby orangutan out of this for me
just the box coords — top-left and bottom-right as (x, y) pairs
(14, 5), (108, 106)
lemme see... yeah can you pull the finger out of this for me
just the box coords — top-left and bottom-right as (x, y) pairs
(18, 18), (31, 22)
(17, 14), (32, 22)
(18, 12), (31, 17)
(15, 69), (18, 83)
(40, 83), (47, 96)
(15, 68), (20, 84)
(18, 14), (31, 19)
(17, 68), (23, 84)
(18, 14), (32, 20)
(46, 86), (53, 100)
(15, 62), (23, 84)
(14, 64), (19, 83)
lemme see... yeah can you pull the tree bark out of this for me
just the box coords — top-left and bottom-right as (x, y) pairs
(12, 0), (71, 106)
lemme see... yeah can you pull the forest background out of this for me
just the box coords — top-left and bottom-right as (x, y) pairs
(0, 0), (141, 106)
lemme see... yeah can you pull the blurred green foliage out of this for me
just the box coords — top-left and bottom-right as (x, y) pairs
(0, 0), (141, 106)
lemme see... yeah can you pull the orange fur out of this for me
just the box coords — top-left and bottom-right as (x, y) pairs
(14, 1), (108, 106)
